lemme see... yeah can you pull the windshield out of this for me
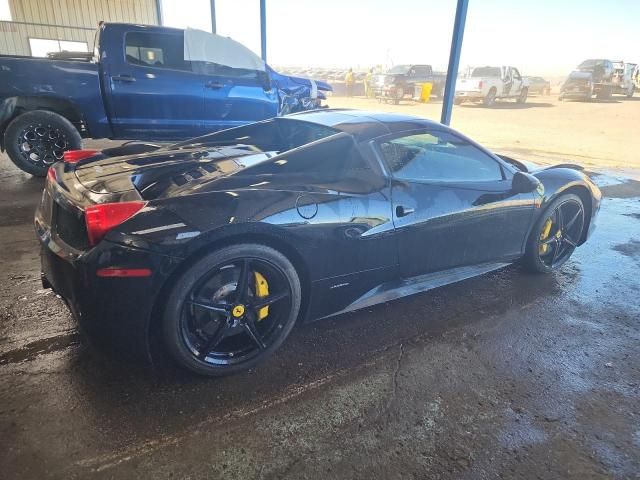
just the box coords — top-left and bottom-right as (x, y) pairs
(578, 59), (599, 69)
(387, 65), (411, 74)
(470, 67), (501, 77)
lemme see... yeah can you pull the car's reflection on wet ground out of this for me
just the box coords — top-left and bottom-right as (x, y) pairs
(1, 154), (639, 478)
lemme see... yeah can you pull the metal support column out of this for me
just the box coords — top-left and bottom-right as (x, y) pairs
(210, 0), (217, 33)
(260, 0), (267, 62)
(440, 0), (469, 125)
(155, 0), (163, 25)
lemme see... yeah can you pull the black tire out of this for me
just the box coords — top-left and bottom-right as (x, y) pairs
(483, 88), (497, 107)
(392, 87), (404, 105)
(162, 243), (302, 376)
(523, 193), (585, 274)
(4, 110), (82, 177)
(517, 88), (528, 104)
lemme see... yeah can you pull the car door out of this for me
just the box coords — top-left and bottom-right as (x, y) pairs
(375, 129), (535, 278)
(196, 62), (279, 132)
(106, 30), (203, 139)
(511, 68), (524, 94)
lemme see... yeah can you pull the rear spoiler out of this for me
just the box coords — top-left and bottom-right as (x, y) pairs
(100, 142), (163, 157)
(497, 154), (584, 173)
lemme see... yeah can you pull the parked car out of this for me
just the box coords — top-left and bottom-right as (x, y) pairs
(559, 59), (614, 101)
(36, 109), (601, 376)
(524, 76), (551, 95)
(455, 66), (529, 106)
(0, 23), (331, 177)
(611, 61), (636, 97)
(372, 64), (447, 104)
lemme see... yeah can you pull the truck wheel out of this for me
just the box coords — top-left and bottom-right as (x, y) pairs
(517, 88), (528, 104)
(483, 88), (497, 107)
(4, 110), (81, 177)
(392, 87), (404, 105)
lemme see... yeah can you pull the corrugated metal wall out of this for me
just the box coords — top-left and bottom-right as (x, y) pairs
(0, 0), (158, 56)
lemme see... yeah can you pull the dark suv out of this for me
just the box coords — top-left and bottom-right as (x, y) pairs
(560, 59), (614, 101)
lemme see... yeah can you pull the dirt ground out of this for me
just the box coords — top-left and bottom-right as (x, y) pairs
(1, 95), (639, 479)
(330, 93), (640, 174)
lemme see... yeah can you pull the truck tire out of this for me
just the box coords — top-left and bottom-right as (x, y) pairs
(517, 88), (528, 104)
(392, 87), (404, 105)
(4, 110), (82, 177)
(483, 88), (497, 107)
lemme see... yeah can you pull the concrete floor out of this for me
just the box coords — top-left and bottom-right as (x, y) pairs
(1, 139), (639, 479)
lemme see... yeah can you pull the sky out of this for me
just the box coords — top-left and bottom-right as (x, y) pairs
(161, 0), (640, 76)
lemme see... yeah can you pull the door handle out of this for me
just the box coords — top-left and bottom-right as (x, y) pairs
(111, 74), (136, 83)
(205, 81), (224, 89)
(396, 205), (415, 217)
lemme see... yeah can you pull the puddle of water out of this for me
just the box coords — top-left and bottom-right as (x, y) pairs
(0, 332), (80, 365)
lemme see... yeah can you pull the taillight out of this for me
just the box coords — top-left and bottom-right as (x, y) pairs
(47, 167), (57, 183)
(63, 149), (100, 164)
(84, 201), (147, 246)
(478, 81), (483, 89)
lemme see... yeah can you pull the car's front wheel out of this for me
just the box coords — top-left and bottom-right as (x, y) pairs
(163, 244), (302, 376)
(523, 193), (585, 273)
(517, 88), (528, 104)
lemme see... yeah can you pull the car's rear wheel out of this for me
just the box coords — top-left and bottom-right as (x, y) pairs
(483, 88), (497, 107)
(524, 193), (585, 273)
(163, 244), (302, 376)
(4, 110), (82, 177)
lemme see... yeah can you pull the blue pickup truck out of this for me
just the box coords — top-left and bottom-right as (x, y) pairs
(0, 23), (331, 176)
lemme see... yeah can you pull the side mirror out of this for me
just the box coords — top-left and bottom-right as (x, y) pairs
(512, 171), (542, 194)
(259, 71), (272, 91)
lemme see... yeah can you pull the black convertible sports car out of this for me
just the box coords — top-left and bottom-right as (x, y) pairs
(36, 110), (601, 376)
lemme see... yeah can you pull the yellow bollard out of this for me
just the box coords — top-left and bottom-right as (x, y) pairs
(420, 82), (433, 103)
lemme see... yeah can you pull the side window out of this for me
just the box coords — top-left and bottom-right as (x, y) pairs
(413, 66), (429, 77)
(378, 131), (503, 183)
(192, 61), (261, 81)
(125, 32), (191, 71)
(512, 68), (522, 80)
(243, 134), (383, 193)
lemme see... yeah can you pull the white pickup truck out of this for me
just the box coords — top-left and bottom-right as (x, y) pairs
(455, 66), (529, 107)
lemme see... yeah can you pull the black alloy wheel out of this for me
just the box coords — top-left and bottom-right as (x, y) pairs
(4, 110), (82, 177)
(17, 124), (69, 166)
(525, 193), (585, 273)
(163, 244), (301, 376)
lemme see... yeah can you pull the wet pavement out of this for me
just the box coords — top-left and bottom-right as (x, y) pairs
(1, 147), (639, 479)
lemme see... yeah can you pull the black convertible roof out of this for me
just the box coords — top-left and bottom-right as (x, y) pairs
(286, 109), (442, 141)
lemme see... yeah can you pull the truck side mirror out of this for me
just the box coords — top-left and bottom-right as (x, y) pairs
(259, 71), (272, 91)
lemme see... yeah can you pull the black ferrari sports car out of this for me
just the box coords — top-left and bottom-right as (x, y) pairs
(35, 110), (601, 376)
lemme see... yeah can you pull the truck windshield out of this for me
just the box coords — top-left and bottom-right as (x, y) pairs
(388, 65), (411, 74)
(578, 60), (599, 68)
(471, 67), (501, 77)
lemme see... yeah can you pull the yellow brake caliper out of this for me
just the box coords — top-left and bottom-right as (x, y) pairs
(254, 272), (269, 321)
(539, 218), (553, 255)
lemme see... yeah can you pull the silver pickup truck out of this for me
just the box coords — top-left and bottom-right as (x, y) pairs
(455, 66), (529, 107)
